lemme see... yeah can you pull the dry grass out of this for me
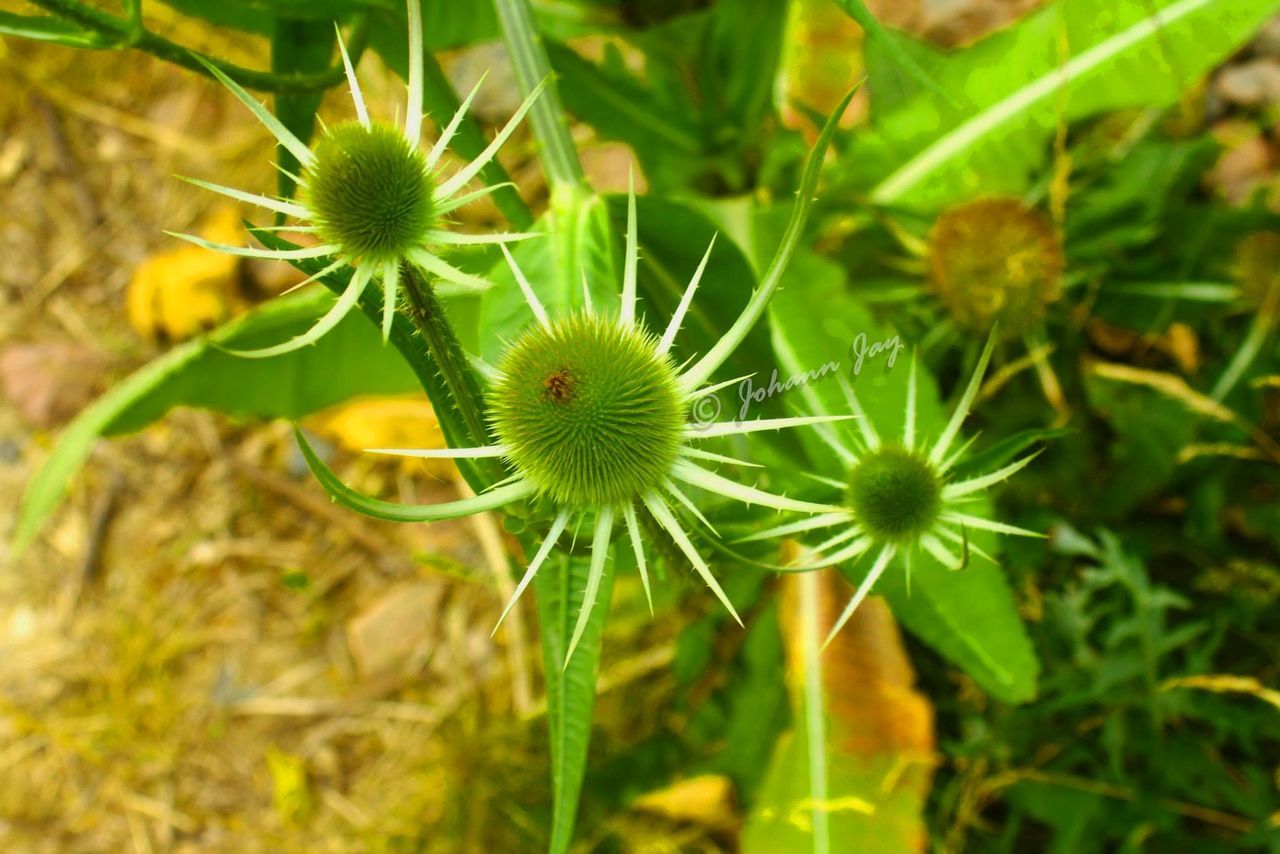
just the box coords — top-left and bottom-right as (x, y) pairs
(0, 15), (682, 850)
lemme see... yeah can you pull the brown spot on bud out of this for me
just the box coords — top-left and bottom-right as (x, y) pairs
(544, 367), (576, 403)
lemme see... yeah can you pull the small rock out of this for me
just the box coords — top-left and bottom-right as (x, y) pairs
(1208, 121), (1273, 206)
(0, 342), (109, 429)
(345, 582), (444, 680)
(1217, 59), (1280, 108)
(442, 43), (521, 123)
(1253, 16), (1280, 57)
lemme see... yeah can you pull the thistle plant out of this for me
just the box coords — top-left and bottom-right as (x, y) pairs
(743, 334), (1042, 646)
(169, 0), (543, 357)
(299, 181), (856, 664)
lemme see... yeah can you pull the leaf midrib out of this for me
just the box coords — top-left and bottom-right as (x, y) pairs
(871, 0), (1215, 203)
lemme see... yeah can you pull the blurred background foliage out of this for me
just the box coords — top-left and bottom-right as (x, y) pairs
(1, 0), (1280, 850)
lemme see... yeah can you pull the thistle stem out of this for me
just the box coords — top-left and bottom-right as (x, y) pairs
(400, 263), (501, 482)
(492, 0), (586, 191)
(24, 0), (369, 93)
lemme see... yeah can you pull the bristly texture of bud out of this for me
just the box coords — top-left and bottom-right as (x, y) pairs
(305, 122), (436, 264)
(928, 197), (1063, 338)
(846, 445), (941, 542)
(490, 315), (685, 507)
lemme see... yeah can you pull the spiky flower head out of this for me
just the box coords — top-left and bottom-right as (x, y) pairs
(169, 0), (544, 357)
(301, 185), (851, 665)
(928, 197), (1063, 338)
(741, 335), (1042, 646)
(489, 315), (685, 506)
(1235, 231), (1280, 317)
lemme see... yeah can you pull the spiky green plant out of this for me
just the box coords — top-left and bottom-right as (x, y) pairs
(741, 334), (1042, 646)
(300, 185), (854, 664)
(168, 0), (544, 356)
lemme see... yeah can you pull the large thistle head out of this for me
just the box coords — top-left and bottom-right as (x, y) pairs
(742, 335), (1042, 646)
(169, 0), (544, 357)
(489, 315), (685, 507)
(928, 197), (1063, 338)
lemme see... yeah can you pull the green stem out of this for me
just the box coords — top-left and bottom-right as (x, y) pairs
(24, 0), (368, 93)
(399, 265), (499, 482)
(492, 0), (586, 191)
(800, 572), (831, 854)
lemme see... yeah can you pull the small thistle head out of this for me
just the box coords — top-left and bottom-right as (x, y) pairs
(1235, 231), (1280, 317)
(303, 121), (436, 263)
(845, 445), (941, 543)
(928, 197), (1063, 338)
(489, 314), (685, 507)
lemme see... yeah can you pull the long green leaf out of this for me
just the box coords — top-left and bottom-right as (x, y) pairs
(866, 0), (1280, 210)
(536, 550), (615, 853)
(295, 428), (531, 523)
(13, 287), (418, 551)
(0, 10), (101, 45)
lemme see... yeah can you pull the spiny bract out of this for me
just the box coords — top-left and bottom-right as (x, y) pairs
(168, 0), (543, 357)
(929, 197), (1063, 338)
(742, 335), (1042, 646)
(490, 315), (684, 507)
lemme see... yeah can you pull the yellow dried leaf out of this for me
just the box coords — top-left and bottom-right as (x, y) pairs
(633, 774), (736, 827)
(1161, 674), (1280, 712)
(265, 747), (311, 825)
(745, 562), (935, 853)
(780, 0), (866, 131)
(306, 397), (454, 478)
(127, 204), (247, 342)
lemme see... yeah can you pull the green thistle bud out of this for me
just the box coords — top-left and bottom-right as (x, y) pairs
(845, 445), (942, 542)
(740, 336), (1043, 646)
(170, 0), (546, 357)
(490, 315), (685, 507)
(304, 122), (436, 264)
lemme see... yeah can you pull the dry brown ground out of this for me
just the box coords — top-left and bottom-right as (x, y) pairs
(0, 10), (683, 851)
